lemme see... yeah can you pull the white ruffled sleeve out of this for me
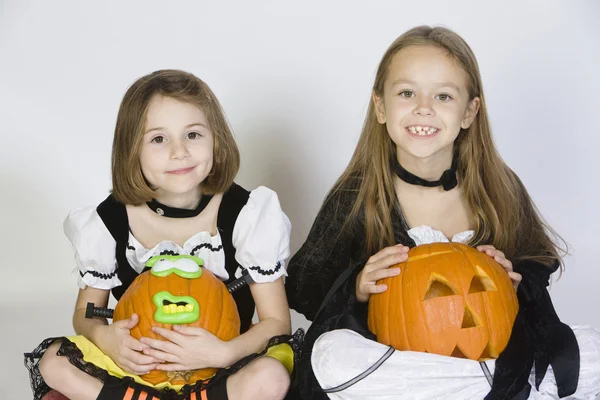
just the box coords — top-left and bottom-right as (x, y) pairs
(232, 186), (291, 283)
(63, 206), (121, 290)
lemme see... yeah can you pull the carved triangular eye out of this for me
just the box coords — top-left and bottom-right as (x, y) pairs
(468, 266), (498, 293)
(424, 275), (457, 301)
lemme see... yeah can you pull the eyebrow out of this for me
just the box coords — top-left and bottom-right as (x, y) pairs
(145, 123), (207, 135)
(391, 79), (461, 92)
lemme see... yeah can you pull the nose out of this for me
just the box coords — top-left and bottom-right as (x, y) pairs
(413, 98), (435, 117)
(170, 140), (189, 160)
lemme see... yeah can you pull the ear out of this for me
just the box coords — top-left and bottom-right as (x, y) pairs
(461, 97), (480, 129)
(372, 91), (386, 124)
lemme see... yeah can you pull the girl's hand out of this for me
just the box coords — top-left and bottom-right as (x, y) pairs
(140, 325), (232, 371)
(477, 245), (522, 289)
(96, 314), (160, 375)
(356, 244), (409, 303)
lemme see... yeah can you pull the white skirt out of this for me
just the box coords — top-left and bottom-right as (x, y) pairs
(312, 326), (600, 400)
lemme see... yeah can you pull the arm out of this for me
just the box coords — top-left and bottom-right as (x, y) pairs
(490, 258), (579, 399)
(72, 287), (110, 344)
(223, 278), (291, 365)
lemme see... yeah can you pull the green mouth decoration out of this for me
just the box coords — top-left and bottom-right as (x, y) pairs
(152, 291), (200, 324)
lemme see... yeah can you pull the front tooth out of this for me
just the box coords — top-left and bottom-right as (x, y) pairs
(163, 305), (170, 314)
(185, 304), (194, 312)
(416, 126), (422, 132)
(176, 305), (185, 313)
(168, 304), (177, 313)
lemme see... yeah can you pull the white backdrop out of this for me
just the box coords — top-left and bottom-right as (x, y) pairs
(1, 1), (599, 397)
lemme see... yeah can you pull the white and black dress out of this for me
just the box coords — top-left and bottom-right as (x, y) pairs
(25, 183), (303, 400)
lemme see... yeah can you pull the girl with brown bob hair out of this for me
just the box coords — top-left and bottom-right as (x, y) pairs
(286, 26), (599, 399)
(26, 69), (297, 400)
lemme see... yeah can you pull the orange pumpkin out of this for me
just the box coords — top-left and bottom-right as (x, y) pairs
(113, 255), (240, 385)
(368, 242), (518, 361)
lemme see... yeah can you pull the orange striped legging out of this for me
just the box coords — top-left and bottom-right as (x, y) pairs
(121, 387), (211, 400)
(97, 376), (228, 400)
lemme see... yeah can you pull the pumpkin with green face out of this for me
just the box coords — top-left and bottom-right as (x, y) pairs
(368, 243), (519, 361)
(113, 255), (240, 385)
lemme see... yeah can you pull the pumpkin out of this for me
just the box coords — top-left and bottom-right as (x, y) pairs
(368, 242), (518, 361)
(113, 255), (240, 385)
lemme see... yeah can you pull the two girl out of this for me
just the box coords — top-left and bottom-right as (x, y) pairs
(26, 26), (600, 400)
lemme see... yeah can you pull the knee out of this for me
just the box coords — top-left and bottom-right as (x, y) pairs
(231, 356), (290, 400)
(256, 356), (291, 399)
(39, 342), (69, 389)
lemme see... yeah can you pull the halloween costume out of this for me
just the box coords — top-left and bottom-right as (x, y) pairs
(285, 183), (600, 400)
(25, 184), (302, 400)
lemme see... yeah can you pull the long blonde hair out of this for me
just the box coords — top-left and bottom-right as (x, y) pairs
(332, 26), (565, 268)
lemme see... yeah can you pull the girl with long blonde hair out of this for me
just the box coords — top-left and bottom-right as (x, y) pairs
(286, 26), (599, 399)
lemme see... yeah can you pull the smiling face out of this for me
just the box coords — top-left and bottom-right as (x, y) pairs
(139, 95), (215, 203)
(373, 45), (480, 163)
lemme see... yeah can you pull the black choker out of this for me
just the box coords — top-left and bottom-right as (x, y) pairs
(392, 155), (458, 191)
(147, 195), (214, 218)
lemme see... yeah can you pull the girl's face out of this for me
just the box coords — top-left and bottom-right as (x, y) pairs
(139, 95), (214, 201)
(374, 45), (479, 163)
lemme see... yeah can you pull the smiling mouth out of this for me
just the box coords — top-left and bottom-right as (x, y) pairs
(406, 126), (439, 136)
(153, 291), (200, 324)
(167, 166), (195, 175)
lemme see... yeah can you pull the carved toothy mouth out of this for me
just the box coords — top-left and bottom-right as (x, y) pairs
(451, 342), (498, 360)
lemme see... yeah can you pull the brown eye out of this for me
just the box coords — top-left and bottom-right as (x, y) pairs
(187, 132), (201, 139)
(151, 136), (164, 144)
(399, 90), (414, 98)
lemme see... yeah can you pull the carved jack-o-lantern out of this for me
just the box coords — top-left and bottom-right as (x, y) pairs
(113, 255), (240, 385)
(368, 243), (518, 361)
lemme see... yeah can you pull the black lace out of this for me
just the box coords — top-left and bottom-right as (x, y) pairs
(248, 261), (282, 276)
(24, 329), (305, 399)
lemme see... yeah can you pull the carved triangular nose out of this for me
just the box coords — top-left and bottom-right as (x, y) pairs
(461, 306), (479, 329)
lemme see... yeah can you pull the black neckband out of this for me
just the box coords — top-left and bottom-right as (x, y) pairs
(392, 154), (458, 191)
(146, 194), (214, 218)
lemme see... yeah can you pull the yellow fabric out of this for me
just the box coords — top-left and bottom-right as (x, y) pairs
(65, 335), (295, 390)
(265, 343), (294, 375)
(65, 336), (187, 391)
